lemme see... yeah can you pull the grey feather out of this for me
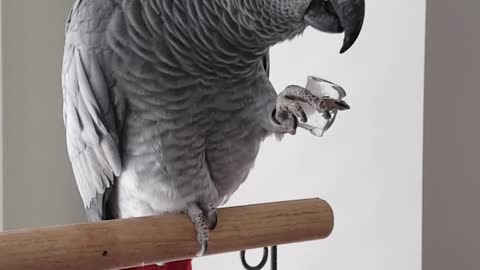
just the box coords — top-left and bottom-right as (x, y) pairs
(62, 0), (331, 220)
(62, 0), (122, 221)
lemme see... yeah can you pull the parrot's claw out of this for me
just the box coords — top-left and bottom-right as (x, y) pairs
(271, 85), (349, 135)
(318, 96), (350, 112)
(186, 203), (209, 257)
(197, 238), (208, 257)
(207, 204), (218, 230)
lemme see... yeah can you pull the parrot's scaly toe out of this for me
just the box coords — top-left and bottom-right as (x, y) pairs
(272, 85), (310, 134)
(186, 203), (210, 257)
(272, 85), (350, 135)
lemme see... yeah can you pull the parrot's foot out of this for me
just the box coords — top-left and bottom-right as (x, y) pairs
(271, 85), (350, 134)
(185, 203), (218, 257)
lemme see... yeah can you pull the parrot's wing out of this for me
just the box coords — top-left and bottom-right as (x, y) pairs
(62, 0), (121, 221)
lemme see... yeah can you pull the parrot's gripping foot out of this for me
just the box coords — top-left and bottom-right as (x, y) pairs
(271, 85), (350, 134)
(186, 203), (218, 257)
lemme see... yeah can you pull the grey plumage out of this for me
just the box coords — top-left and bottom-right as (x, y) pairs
(62, 0), (364, 226)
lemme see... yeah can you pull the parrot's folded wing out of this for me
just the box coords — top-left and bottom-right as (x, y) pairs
(62, 0), (121, 222)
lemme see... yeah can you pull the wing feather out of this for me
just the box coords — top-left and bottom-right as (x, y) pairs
(62, 0), (120, 221)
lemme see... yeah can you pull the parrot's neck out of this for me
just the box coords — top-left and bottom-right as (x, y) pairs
(220, 0), (310, 47)
(123, 0), (310, 79)
(201, 0), (310, 77)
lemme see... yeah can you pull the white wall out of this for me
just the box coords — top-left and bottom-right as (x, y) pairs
(1, 0), (425, 269)
(196, 0), (426, 269)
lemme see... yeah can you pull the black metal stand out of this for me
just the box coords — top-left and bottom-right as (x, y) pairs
(240, 246), (277, 270)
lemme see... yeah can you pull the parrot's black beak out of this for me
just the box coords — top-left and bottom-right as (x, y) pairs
(305, 0), (365, 53)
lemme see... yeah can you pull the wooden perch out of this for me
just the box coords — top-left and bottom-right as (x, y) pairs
(0, 199), (333, 270)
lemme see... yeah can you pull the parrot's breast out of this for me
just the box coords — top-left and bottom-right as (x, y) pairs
(111, 75), (276, 218)
(104, 2), (278, 218)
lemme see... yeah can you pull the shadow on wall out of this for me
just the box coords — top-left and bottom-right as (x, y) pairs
(423, 1), (480, 270)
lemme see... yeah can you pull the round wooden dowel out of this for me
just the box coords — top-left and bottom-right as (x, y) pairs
(0, 198), (333, 270)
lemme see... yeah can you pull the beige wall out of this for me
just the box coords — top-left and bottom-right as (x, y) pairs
(0, 0), (3, 230)
(423, 0), (480, 269)
(2, 0), (84, 229)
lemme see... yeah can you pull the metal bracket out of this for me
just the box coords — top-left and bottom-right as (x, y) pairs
(240, 246), (277, 270)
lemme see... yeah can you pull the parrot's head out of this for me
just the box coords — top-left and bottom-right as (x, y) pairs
(228, 0), (365, 53)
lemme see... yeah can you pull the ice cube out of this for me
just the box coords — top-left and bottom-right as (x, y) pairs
(298, 76), (348, 137)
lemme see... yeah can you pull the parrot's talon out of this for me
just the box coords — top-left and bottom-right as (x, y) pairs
(186, 203), (210, 256)
(318, 97), (350, 112)
(322, 110), (332, 120)
(271, 107), (298, 135)
(207, 207), (218, 230)
(196, 239), (208, 257)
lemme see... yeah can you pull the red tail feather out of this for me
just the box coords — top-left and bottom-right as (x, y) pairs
(125, 260), (192, 270)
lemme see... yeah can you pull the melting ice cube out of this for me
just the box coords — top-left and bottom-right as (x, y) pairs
(298, 76), (349, 137)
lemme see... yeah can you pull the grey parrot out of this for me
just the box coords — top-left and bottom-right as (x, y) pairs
(62, 0), (364, 257)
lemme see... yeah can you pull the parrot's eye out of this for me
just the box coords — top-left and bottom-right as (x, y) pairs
(305, 0), (365, 53)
